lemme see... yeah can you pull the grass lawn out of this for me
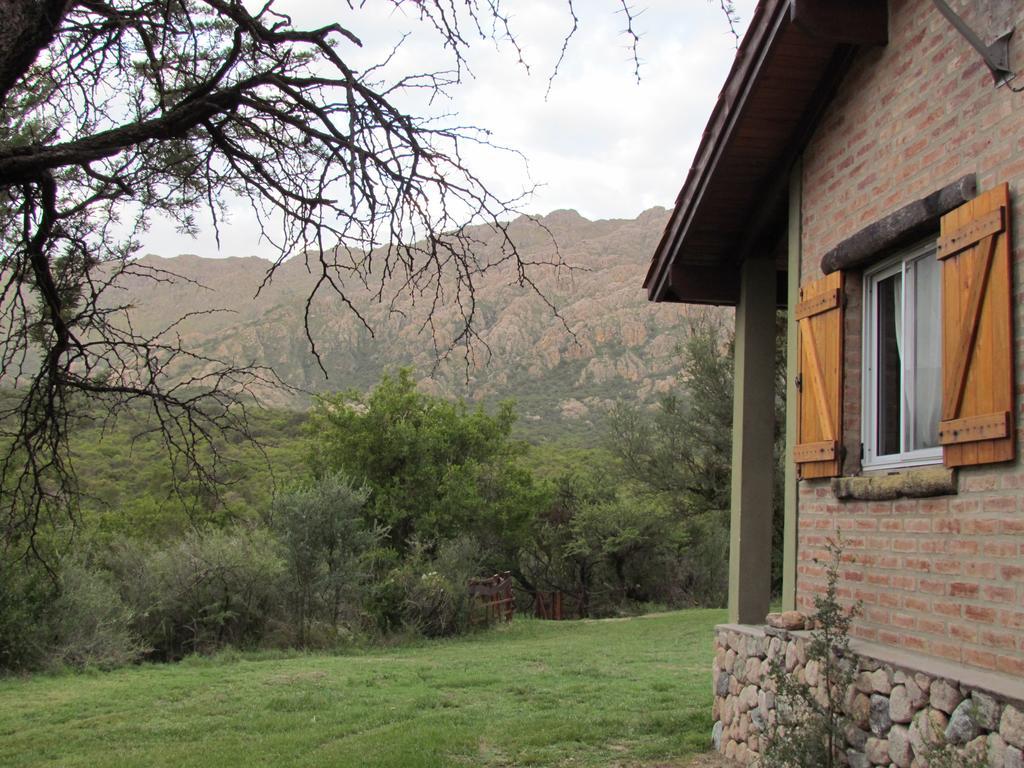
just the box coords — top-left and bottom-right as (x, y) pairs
(0, 609), (725, 768)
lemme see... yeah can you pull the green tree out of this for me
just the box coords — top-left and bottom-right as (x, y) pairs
(606, 311), (787, 602)
(566, 495), (676, 608)
(607, 313), (733, 517)
(515, 465), (680, 618)
(526, 468), (618, 617)
(309, 369), (540, 553)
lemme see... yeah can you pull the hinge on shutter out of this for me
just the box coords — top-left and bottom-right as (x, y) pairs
(795, 374), (802, 391)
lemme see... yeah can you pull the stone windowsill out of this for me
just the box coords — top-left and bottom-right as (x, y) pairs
(715, 622), (1024, 708)
(831, 466), (957, 502)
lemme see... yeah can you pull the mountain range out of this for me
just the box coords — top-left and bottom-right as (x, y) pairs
(121, 207), (723, 442)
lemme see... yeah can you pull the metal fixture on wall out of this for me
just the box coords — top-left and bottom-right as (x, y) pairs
(931, 0), (1015, 86)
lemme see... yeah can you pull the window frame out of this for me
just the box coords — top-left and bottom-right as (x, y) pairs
(861, 238), (943, 472)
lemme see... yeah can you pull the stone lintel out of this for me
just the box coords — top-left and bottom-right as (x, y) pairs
(820, 174), (976, 274)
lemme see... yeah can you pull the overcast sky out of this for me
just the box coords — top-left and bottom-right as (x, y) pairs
(141, 0), (758, 259)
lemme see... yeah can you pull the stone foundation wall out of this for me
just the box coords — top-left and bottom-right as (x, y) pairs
(713, 625), (1024, 766)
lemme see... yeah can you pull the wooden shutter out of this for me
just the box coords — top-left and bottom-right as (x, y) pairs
(937, 182), (1015, 467)
(795, 272), (844, 479)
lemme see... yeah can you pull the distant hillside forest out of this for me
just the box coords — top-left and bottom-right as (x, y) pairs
(0, 309), (786, 672)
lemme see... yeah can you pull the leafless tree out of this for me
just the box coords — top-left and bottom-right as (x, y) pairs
(0, 0), (735, 558)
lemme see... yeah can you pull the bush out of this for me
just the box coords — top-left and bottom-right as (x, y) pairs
(394, 537), (483, 637)
(271, 473), (377, 647)
(764, 537), (860, 768)
(309, 369), (536, 552)
(48, 559), (144, 669)
(516, 468), (691, 618)
(111, 526), (287, 659)
(674, 511), (730, 607)
(0, 553), (54, 671)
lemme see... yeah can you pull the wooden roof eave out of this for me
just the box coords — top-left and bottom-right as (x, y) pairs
(644, 0), (888, 306)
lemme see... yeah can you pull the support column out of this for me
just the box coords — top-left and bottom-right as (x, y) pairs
(728, 255), (777, 625)
(782, 159), (802, 612)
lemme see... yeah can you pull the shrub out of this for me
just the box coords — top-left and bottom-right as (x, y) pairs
(271, 473), (377, 647)
(517, 468), (691, 618)
(111, 526), (287, 659)
(48, 559), (144, 669)
(395, 537), (483, 637)
(309, 370), (536, 553)
(0, 553), (54, 671)
(674, 511), (729, 607)
(763, 537), (860, 768)
(359, 543), (405, 636)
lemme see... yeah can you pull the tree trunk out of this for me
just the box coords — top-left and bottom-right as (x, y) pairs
(0, 0), (75, 103)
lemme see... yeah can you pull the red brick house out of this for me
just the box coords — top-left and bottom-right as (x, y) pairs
(645, 0), (1024, 763)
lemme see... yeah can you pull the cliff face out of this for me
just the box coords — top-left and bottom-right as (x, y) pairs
(121, 207), (727, 439)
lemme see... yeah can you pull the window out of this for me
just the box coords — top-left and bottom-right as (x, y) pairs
(862, 240), (942, 470)
(795, 183), (1013, 480)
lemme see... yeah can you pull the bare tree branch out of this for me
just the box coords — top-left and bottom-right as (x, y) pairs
(0, 0), (740, 557)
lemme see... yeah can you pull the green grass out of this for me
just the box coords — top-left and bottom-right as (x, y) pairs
(0, 610), (724, 768)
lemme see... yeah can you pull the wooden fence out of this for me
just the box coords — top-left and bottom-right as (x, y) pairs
(533, 591), (564, 621)
(467, 572), (515, 624)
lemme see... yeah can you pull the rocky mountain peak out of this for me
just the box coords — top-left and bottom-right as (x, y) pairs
(122, 208), (728, 440)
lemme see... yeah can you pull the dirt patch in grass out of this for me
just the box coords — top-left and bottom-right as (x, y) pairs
(682, 752), (735, 767)
(629, 750), (733, 768)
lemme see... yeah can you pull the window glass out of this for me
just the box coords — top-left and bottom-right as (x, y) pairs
(908, 253), (941, 450)
(875, 272), (902, 457)
(862, 239), (942, 470)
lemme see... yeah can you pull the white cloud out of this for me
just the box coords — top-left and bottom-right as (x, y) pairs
(140, 0), (758, 258)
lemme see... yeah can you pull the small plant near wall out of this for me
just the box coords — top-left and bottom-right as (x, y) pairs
(763, 536), (860, 768)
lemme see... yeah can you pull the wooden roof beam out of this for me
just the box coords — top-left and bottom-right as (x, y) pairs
(790, 0), (889, 46)
(665, 264), (788, 308)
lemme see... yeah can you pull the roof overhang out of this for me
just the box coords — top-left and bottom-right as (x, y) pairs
(644, 0), (888, 306)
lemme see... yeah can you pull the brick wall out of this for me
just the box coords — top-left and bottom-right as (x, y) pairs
(796, 0), (1024, 675)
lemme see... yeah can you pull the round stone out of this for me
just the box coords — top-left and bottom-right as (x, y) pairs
(888, 724), (913, 768)
(971, 691), (1001, 731)
(869, 668), (892, 695)
(889, 685), (914, 724)
(805, 659), (820, 687)
(712, 720), (724, 751)
(944, 699), (980, 745)
(904, 676), (928, 710)
(865, 736), (889, 765)
(870, 693), (892, 736)
(716, 670), (731, 697)
(1002, 705), (1024, 750)
(988, 733), (1008, 767)
(847, 691), (871, 730)
(929, 679), (962, 715)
